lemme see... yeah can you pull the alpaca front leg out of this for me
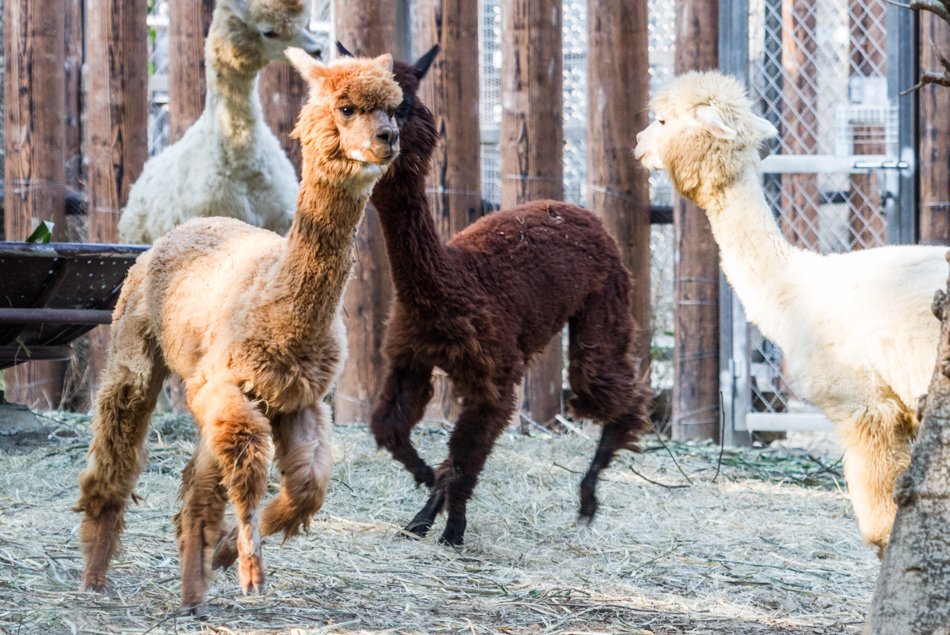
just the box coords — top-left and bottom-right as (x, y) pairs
(436, 397), (514, 546)
(175, 436), (228, 610)
(213, 404), (334, 570)
(189, 380), (272, 594)
(371, 362), (436, 487)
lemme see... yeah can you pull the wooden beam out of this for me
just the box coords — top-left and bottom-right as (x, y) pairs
(413, 0), (481, 422)
(168, 0), (214, 143)
(917, 9), (950, 244)
(501, 0), (564, 426)
(85, 0), (148, 395)
(588, 0), (651, 372)
(672, 0), (720, 441)
(333, 1), (400, 424)
(3, 0), (67, 409)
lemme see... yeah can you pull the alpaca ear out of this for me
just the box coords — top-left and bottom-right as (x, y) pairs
(286, 47), (328, 83)
(750, 114), (779, 140)
(373, 53), (394, 72)
(336, 41), (354, 58)
(693, 105), (737, 140)
(218, 0), (249, 21)
(412, 44), (441, 80)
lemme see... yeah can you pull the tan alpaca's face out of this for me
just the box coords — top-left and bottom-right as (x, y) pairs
(633, 104), (746, 171)
(287, 50), (404, 183)
(331, 97), (400, 166)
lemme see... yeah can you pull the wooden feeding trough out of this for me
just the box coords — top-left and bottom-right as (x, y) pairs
(0, 242), (146, 369)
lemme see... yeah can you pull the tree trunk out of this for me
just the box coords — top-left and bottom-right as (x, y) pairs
(85, 0), (148, 396)
(333, 1), (402, 424)
(413, 0), (480, 422)
(3, 0), (67, 409)
(672, 0), (720, 441)
(868, 252), (950, 631)
(168, 0), (214, 143)
(501, 0), (564, 426)
(259, 63), (306, 177)
(917, 9), (950, 245)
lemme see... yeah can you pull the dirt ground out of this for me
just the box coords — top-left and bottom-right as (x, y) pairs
(0, 413), (878, 634)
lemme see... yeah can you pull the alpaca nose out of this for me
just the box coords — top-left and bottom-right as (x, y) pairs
(377, 126), (399, 147)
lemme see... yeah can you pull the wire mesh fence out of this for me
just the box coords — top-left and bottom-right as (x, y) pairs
(745, 0), (896, 418)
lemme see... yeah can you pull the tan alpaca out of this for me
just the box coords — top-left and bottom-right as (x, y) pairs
(74, 50), (402, 609)
(635, 71), (946, 554)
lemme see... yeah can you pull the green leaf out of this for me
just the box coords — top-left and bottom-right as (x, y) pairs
(25, 221), (54, 243)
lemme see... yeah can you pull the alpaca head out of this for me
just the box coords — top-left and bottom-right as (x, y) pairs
(210, 0), (323, 74)
(634, 71), (778, 206)
(286, 49), (403, 191)
(336, 43), (441, 184)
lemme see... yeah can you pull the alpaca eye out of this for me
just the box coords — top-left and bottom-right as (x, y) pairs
(262, 30), (279, 39)
(658, 119), (666, 125)
(340, 105), (355, 118)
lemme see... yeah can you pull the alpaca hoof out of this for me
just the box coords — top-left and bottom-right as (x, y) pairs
(415, 466), (435, 488)
(238, 554), (265, 596)
(404, 513), (434, 538)
(80, 579), (107, 594)
(438, 520), (465, 547)
(181, 600), (209, 618)
(212, 529), (239, 571)
(579, 490), (598, 522)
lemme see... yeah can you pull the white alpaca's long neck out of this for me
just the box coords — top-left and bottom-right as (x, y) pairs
(203, 60), (264, 162)
(703, 164), (797, 340)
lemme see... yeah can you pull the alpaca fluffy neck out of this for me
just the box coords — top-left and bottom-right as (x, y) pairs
(372, 168), (450, 304)
(270, 158), (368, 344)
(703, 163), (796, 339)
(204, 55), (265, 161)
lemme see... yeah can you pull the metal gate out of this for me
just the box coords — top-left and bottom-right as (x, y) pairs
(719, 0), (918, 443)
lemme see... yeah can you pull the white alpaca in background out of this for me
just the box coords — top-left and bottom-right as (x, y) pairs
(119, 0), (322, 244)
(635, 70), (947, 555)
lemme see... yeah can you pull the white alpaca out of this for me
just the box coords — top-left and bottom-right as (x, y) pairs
(634, 70), (947, 554)
(118, 0), (322, 244)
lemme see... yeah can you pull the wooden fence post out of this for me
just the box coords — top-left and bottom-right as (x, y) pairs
(333, 1), (402, 423)
(169, 0), (214, 143)
(672, 0), (721, 441)
(85, 0), (148, 395)
(413, 0), (481, 421)
(3, 0), (67, 409)
(260, 63), (307, 176)
(588, 0), (651, 375)
(917, 9), (950, 244)
(501, 0), (564, 426)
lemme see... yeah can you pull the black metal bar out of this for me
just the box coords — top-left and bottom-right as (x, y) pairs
(0, 242), (148, 257)
(650, 205), (673, 225)
(0, 308), (114, 325)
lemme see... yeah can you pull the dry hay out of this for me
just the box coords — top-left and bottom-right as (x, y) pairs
(0, 412), (878, 634)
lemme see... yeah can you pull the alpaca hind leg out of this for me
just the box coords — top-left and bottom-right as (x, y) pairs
(213, 404), (333, 570)
(188, 380), (272, 594)
(579, 408), (649, 521)
(436, 395), (515, 546)
(840, 403), (916, 556)
(371, 362), (436, 487)
(174, 436), (227, 610)
(75, 331), (167, 592)
(567, 283), (652, 522)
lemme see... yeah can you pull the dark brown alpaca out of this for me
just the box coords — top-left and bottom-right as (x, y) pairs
(344, 43), (652, 546)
